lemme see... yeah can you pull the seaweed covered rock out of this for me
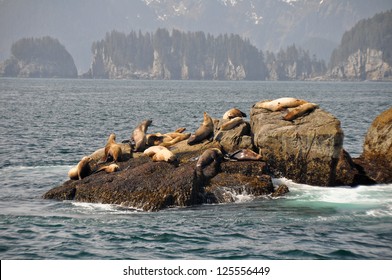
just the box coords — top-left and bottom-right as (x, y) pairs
(44, 141), (280, 211)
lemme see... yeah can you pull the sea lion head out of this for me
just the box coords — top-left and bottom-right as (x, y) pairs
(223, 108), (247, 120)
(141, 119), (153, 130)
(108, 133), (116, 142)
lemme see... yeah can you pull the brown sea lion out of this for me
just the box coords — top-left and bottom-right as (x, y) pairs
(146, 133), (166, 146)
(222, 108), (247, 120)
(226, 149), (262, 161)
(196, 148), (223, 178)
(173, 127), (186, 133)
(132, 119), (152, 152)
(254, 97), (307, 112)
(187, 112), (214, 145)
(146, 129), (190, 147)
(68, 156), (93, 180)
(283, 102), (319, 121)
(102, 133), (122, 162)
(94, 163), (120, 174)
(159, 132), (191, 147)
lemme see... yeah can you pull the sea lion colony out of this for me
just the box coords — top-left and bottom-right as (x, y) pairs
(67, 97), (318, 180)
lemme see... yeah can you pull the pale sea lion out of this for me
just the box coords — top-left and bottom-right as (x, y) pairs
(254, 97), (307, 112)
(144, 146), (178, 163)
(283, 102), (319, 121)
(68, 156), (93, 180)
(187, 112), (214, 145)
(220, 117), (245, 131)
(102, 133), (122, 162)
(95, 163), (120, 174)
(143, 145), (166, 157)
(226, 149), (262, 161)
(222, 108), (247, 120)
(132, 119), (152, 152)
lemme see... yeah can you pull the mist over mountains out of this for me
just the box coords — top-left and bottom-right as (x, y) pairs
(1, 0), (392, 73)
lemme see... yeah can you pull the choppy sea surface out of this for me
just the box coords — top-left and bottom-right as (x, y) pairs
(0, 78), (391, 260)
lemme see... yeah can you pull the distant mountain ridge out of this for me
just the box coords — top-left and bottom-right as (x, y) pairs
(1, 0), (391, 72)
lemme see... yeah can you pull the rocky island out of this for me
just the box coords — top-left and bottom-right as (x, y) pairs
(43, 98), (390, 211)
(0, 36), (77, 78)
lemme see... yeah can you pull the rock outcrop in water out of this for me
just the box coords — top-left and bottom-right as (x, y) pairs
(44, 99), (381, 212)
(354, 107), (392, 184)
(250, 101), (370, 186)
(43, 141), (279, 211)
(0, 36), (78, 78)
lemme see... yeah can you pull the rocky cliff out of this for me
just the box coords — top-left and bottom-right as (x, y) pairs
(329, 48), (392, 80)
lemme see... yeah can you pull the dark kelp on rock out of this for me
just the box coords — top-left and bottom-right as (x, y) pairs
(43, 141), (281, 211)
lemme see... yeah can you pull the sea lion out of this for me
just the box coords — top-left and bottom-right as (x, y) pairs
(159, 132), (191, 147)
(94, 163), (120, 174)
(146, 133), (166, 146)
(68, 156), (93, 180)
(283, 102), (319, 121)
(220, 117), (245, 131)
(222, 108), (247, 120)
(226, 149), (262, 161)
(254, 97), (307, 112)
(187, 112), (214, 145)
(144, 145), (166, 157)
(173, 127), (186, 133)
(196, 148), (223, 178)
(102, 133), (122, 162)
(132, 119), (152, 152)
(144, 146), (178, 163)
(146, 129), (191, 147)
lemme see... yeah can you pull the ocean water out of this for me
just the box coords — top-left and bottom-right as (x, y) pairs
(0, 78), (392, 260)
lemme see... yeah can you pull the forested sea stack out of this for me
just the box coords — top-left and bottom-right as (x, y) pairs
(0, 36), (78, 78)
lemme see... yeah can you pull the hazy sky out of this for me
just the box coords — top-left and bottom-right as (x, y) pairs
(1, 0), (391, 73)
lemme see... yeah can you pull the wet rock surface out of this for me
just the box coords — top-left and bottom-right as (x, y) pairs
(354, 107), (392, 184)
(43, 141), (278, 211)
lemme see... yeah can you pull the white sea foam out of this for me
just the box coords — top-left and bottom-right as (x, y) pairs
(69, 201), (141, 214)
(273, 177), (392, 216)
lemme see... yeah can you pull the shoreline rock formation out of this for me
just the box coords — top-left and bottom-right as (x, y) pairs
(250, 101), (372, 186)
(43, 100), (389, 211)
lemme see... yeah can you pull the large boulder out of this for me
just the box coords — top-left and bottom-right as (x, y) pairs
(43, 140), (283, 211)
(213, 119), (254, 153)
(354, 107), (392, 183)
(250, 103), (363, 186)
